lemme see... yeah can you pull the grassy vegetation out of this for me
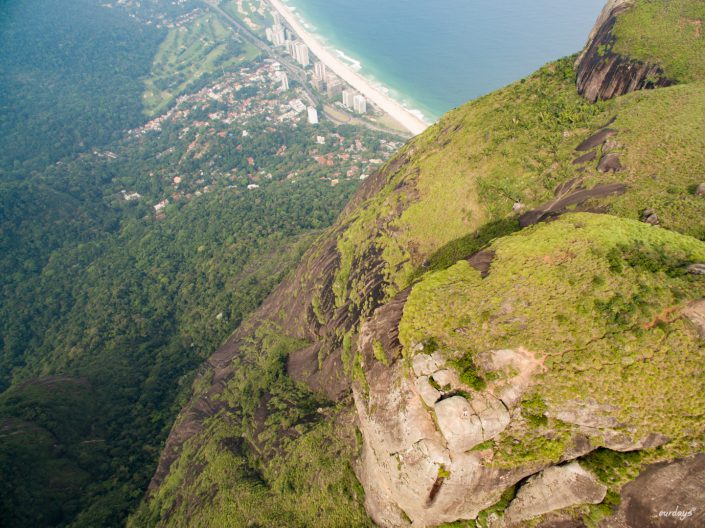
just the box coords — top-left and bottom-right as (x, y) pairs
(372, 340), (389, 366)
(520, 394), (549, 427)
(448, 355), (486, 391)
(138, 5), (705, 525)
(399, 214), (705, 472)
(475, 485), (517, 528)
(581, 448), (645, 489)
(437, 464), (451, 479)
(352, 350), (370, 396)
(220, 0), (270, 35)
(605, 82), (705, 239)
(613, 0), (705, 83)
(143, 13), (258, 115)
(327, 49), (705, 327)
(312, 293), (327, 325)
(396, 58), (605, 256)
(129, 324), (371, 527)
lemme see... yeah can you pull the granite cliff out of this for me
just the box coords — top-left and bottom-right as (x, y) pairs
(132, 1), (705, 526)
(575, 0), (672, 102)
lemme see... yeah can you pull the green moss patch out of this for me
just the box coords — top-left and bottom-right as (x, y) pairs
(129, 323), (371, 527)
(613, 0), (705, 83)
(400, 213), (705, 468)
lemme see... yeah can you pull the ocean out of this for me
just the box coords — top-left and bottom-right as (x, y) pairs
(282, 0), (605, 122)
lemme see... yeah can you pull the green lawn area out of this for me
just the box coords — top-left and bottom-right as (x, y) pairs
(143, 13), (259, 116)
(219, 0), (271, 35)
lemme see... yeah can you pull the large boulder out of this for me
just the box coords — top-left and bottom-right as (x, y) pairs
(575, 128), (617, 152)
(597, 153), (623, 173)
(503, 462), (607, 525)
(683, 299), (705, 339)
(604, 455), (705, 527)
(687, 264), (705, 276)
(434, 395), (510, 452)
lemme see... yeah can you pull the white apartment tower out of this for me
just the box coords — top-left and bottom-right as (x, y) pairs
(271, 24), (286, 46)
(307, 106), (319, 125)
(314, 62), (327, 82)
(342, 89), (355, 108)
(279, 72), (289, 91)
(353, 94), (367, 114)
(293, 41), (310, 67)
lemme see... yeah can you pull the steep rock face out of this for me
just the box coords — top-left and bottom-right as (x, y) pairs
(139, 3), (705, 522)
(354, 214), (705, 527)
(603, 454), (705, 527)
(575, 0), (674, 102)
(503, 462), (607, 525)
(355, 346), (538, 527)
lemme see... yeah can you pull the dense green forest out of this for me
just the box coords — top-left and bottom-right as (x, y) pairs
(0, 0), (164, 173)
(0, 180), (356, 526)
(0, 0), (398, 525)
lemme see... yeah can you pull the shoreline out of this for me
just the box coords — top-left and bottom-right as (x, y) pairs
(266, 0), (431, 136)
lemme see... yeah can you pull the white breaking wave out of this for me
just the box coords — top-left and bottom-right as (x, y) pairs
(334, 49), (362, 71)
(271, 0), (431, 133)
(279, 0), (430, 121)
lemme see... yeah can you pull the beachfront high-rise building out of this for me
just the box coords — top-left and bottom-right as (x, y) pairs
(271, 24), (286, 47)
(285, 40), (296, 56)
(353, 94), (367, 114)
(293, 42), (310, 67)
(279, 72), (289, 91)
(314, 62), (327, 83)
(307, 106), (319, 125)
(265, 27), (274, 43)
(272, 12), (281, 26)
(312, 77), (325, 92)
(342, 90), (355, 109)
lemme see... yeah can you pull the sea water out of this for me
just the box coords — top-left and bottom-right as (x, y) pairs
(283, 0), (605, 121)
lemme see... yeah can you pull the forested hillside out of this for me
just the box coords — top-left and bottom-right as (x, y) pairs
(0, 0), (165, 173)
(136, 1), (705, 527)
(0, 1), (400, 525)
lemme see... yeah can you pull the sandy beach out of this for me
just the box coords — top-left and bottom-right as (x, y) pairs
(266, 0), (430, 136)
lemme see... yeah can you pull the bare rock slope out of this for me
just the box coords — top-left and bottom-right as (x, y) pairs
(575, 0), (674, 101)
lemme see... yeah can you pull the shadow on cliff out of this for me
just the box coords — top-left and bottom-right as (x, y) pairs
(419, 217), (521, 276)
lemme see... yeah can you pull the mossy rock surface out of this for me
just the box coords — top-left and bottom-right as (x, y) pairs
(613, 0), (705, 83)
(139, 3), (705, 524)
(400, 213), (705, 467)
(330, 57), (705, 318)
